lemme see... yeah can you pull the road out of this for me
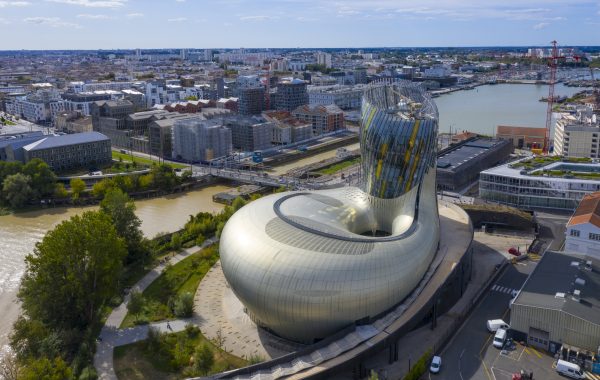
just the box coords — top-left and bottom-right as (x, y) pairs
(436, 261), (535, 380)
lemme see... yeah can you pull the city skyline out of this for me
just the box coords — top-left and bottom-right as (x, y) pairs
(0, 0), (599, 50)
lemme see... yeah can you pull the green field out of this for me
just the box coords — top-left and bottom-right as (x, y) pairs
(112, 151), (187, 170)
(120, 245), (219, 328)
(316, 157), (361, 175)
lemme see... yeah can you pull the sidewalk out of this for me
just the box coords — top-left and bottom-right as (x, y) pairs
(94, 238), (217, 380)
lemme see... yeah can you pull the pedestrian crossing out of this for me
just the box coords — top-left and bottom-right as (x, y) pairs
(491, 284), (517, 295)
(586, 371), (600, 380)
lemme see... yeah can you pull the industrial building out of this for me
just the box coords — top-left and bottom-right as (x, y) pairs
(436, 138), (512, 192)
(480, 158), (600, 211)
(510, 250), (600, 354)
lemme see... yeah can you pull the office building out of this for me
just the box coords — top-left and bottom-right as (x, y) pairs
(554, 106), (600, 158)
(22, 132), (111, 172)
(480, 158), (600, 211)
(90, 100), (135, 148)
(292, 104), (345, 136)
(171, 118), (232, 162)
(273, 78), (308, 112)
(222, 115), (272, 152)
(565, 192), (600, 259)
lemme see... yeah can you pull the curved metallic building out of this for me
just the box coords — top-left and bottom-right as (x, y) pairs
(220, 82), (440, 343)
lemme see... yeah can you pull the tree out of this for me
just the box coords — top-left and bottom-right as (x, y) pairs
(127, 291), (144, 322)
(100, 188), (146, 263)
(170, 232), (182, 252)
(70, 178), (86, 202)
(22, 159), (56, 199)
(0, 350), (20, 380)
(151, 164), (178, 192)
(172, 292), (194, 318)
(0, 161), (23, 185)
(185, 95), (198, 101)
(19, 357), (72, 380)
(2, 173), (32, 208)
(53, 183), (69, 199)
(193, 344), (214, 375)
(18, 211), (126, 331)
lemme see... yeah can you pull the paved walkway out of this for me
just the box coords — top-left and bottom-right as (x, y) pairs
(94, 238), (217, 380)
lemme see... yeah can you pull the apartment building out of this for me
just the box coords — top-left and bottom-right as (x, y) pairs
(292, 104), (345, 136)
(171, 118), (232, 162)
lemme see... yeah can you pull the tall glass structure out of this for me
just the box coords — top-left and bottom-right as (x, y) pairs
(220, 82), (440, 343)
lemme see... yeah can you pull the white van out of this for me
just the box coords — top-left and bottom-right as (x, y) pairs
(487, 319), (510, 333)
(493, 328), (507, 348)
(555, 359), (585, 379)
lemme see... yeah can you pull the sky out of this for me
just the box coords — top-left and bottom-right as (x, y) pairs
(0, 0), (599, 50)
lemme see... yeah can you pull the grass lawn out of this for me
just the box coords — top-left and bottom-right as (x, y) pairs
(316, 157), (361, 175)
(120, 245), (219, 328)
(112, 151), (187, 170)
(0, 117), (16, 126)
(114, 328), (247, 379)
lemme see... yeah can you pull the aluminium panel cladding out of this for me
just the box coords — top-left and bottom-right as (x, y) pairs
(220, 82), (441, 343)
(360, 83), (438, 199)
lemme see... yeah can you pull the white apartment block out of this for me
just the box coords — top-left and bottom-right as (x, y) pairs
(554, 106), (600, 158)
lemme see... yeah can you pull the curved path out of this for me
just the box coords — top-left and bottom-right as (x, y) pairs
(94, 237), (217, 380)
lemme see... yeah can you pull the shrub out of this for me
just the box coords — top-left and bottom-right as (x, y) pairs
(402, 349), (432, 380)
(78, 366), (97, 380)
(172, 292), (194, 318)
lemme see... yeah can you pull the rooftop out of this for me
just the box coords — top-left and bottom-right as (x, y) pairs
(568, 191), (600, 228)
(513, 250), (600, 325)
(23, 132), (109, 151)
(437, 138), (508, 171)
(482, 156), (600, 182)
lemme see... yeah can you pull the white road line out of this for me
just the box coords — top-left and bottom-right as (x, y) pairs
(459, 348), (465, 380)
(492, 285), (499, 291)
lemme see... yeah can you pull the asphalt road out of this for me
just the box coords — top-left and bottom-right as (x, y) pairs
(435, 260), (535, 380)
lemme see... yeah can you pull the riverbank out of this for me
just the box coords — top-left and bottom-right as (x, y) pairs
(0, 184), (230, 357)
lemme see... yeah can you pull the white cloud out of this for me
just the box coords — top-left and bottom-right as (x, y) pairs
(296, 16), (319, 22)
(0, 17), (11, 24)
(0, 1), (30, 7)
(533, 22), (549, 29)
(175, 0), (185, 2)
(45, 0), (126, 8)
(239, 15), (276, 21)
(126, 12), (143, 18)
(77, 13), (111, 19)
(167, 17), (187, 22)
(24, 16), (81, 28)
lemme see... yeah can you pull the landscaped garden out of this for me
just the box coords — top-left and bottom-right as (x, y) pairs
(316, 156), (361, 175)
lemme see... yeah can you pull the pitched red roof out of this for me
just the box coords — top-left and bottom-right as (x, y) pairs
(568, 192), (600, 229)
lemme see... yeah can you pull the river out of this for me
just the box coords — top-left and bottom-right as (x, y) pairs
(436, 82), (585, 136)
(0, 184), (229, 353)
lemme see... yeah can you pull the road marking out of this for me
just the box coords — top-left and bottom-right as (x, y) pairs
(492, 366), (514, 379)
(458, 349), (465, 380)
(524, 347), (531, 356)
(492, 285), (499, 291)
(530, 346), (542, 358)
(478, 354), (494, 380)
(585, 371), (600, 380)
(480, 334), (493, 357)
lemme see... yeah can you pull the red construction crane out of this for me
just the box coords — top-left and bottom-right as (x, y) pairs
(544, 40), (565, 154)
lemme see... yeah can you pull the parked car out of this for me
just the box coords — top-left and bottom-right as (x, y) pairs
(430, 355), (442, 374)
(493, 328), (507, 348)
(487, 319), (510, 332)
(555, 359), (585, 379)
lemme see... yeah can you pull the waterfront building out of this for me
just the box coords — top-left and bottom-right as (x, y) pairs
(222, 115), (272, 152)
(554, 106), (600, 158)
(496, 125), (547, 150)
(292, 103), (345, 136)
(220, 82), (441, 343)
(437, 138), (512, 192)
(480, 158), (600, 211)
(22, 132), (111, 172)
(171, 117), (232, 162)
(0, 131), (45, 162)
(565, 192), (600, 259)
